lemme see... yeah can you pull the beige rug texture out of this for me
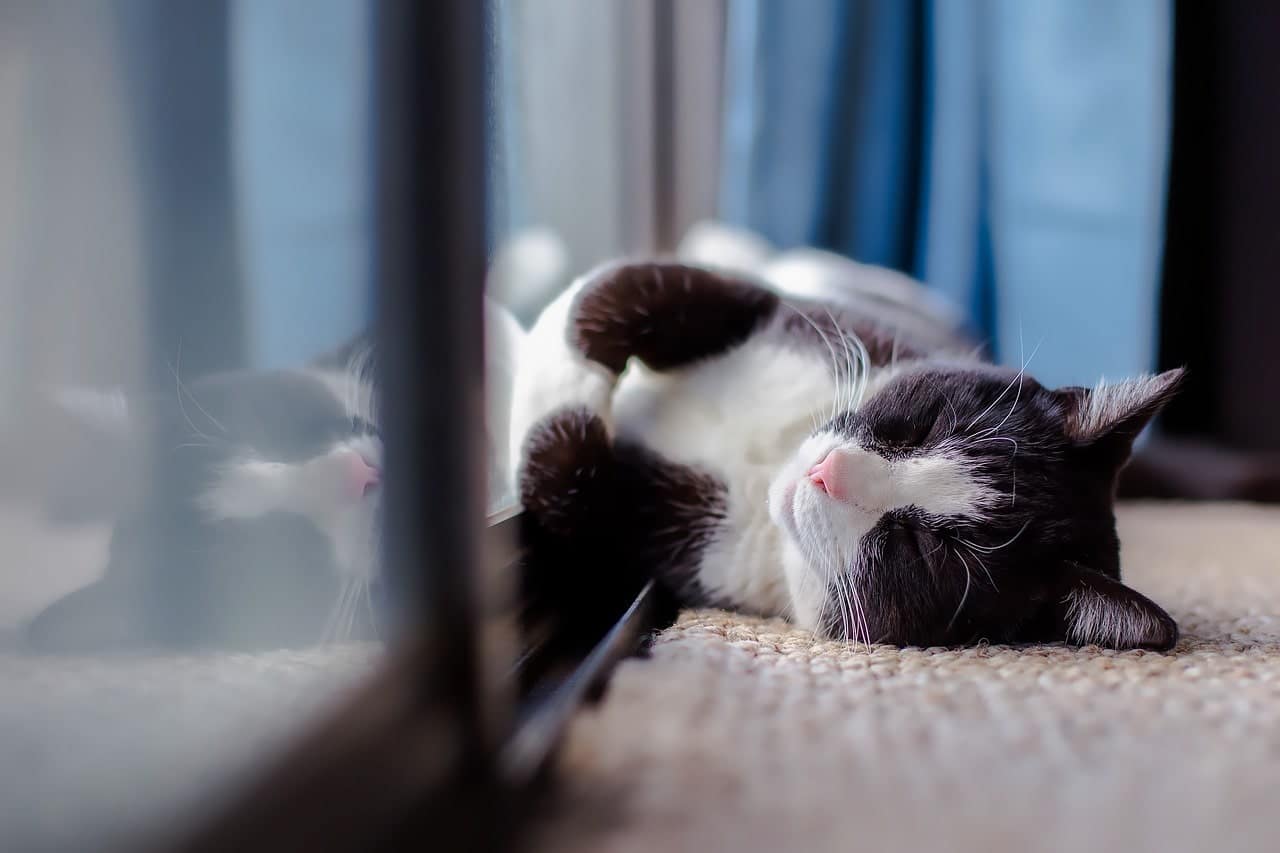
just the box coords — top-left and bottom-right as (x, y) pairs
(535, 502), (1280, 853)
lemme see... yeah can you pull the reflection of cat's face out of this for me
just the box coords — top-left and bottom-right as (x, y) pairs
(769, 364), (1182, 650)
(66, 348), (385, 584)
(29, 351), (387, 651)
(184, 363), (384, 585)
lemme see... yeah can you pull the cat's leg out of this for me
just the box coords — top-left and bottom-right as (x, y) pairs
(511, 259), (771, 545)
(509, 260), (780, 470)
(511, 263), (754, 650)
(516, 404), (722, 665)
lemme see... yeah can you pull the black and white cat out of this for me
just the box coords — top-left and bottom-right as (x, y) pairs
(24, 345), (385, 651)
(512, 260), (1183, 651)
(24, 300), (524, 652)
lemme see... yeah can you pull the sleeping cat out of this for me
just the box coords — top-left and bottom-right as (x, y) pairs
(23, 295), (526, 652)
(512, 260), (1184, 651)
(24, 345), (384, 651)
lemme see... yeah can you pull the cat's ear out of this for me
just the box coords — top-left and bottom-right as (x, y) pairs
(1055, 368), (1185, 462)
(1033, 565), (1178, 651)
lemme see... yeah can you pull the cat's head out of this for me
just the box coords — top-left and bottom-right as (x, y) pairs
(47, 351), (383, 585)
(768, 364), (1184, 650)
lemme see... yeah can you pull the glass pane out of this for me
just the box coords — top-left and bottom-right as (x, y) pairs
(0, 2), (416, 847)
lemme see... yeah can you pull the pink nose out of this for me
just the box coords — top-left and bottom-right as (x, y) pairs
(346, 452), (381, 499)
(807, 450), (847, 500)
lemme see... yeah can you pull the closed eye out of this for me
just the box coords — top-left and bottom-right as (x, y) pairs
(870, 413), (937, 451)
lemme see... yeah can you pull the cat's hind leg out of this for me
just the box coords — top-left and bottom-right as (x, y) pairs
(509, 260), (780, 479)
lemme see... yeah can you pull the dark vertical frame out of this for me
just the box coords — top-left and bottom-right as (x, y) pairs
(374, 0), (504, 812)
(374, 0), (491, 715)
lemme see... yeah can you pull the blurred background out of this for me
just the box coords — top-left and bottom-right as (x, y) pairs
(2, 0), (1276, 492)
(0, 0), (1277, 848)
(487, 0), (1280, 497)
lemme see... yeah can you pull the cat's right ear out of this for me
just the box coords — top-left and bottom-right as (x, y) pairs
(40, 386), (142, 522)
(1055, 368), (1185, 466)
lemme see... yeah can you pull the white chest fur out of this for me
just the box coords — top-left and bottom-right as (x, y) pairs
(613, 341), (837, 614)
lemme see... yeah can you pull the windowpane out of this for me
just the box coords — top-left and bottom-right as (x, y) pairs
(0, 4), (399, 847)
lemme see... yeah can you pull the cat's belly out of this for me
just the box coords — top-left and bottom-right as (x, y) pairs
(613, 341), (835, 614)
(614, 342), (833, 472)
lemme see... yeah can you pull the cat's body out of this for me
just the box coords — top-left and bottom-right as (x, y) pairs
(513, 261), (1183, 650)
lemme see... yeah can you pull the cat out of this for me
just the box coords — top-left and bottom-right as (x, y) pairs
(511, 260), (1184, 651)
(23, 346), (385, 652)
(21, 293), (528, 653)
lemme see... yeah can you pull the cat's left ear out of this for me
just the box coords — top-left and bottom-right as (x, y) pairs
(1032, 565), (1179, 651)
(1055, 368), (1185, 463)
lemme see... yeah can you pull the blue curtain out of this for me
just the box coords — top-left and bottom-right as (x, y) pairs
(109, 0), (371, 375)
(721, 0), (1172, 388)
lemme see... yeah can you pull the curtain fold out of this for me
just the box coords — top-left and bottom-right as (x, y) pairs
(721, 0), (1172, 387)
(231, 0), (372, 368)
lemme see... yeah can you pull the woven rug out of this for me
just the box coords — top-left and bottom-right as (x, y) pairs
(534, 502), (1280, 853)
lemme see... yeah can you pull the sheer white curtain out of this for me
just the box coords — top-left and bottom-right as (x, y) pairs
(488, 0), (726, 322)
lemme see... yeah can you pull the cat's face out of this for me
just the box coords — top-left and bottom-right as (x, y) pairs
(768, 364), (1183, 650)
(55, 352), (384, 585)
(186, 365), (384, 584)
(32, 352), (385, 650)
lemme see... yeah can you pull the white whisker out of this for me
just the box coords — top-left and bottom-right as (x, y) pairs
(947, 546), (973, 634)
(966, 337), (1043, 433)
(363, 581), (379, 640)
(957, 520), (1031, 555)
(781, 302), (846, 422)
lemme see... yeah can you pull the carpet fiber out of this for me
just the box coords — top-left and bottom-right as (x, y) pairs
(534, 502), (1280, 853)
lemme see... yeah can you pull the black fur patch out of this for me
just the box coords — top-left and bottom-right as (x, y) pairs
(518, 407), (727, 663)
(572, 262), (779, 373)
